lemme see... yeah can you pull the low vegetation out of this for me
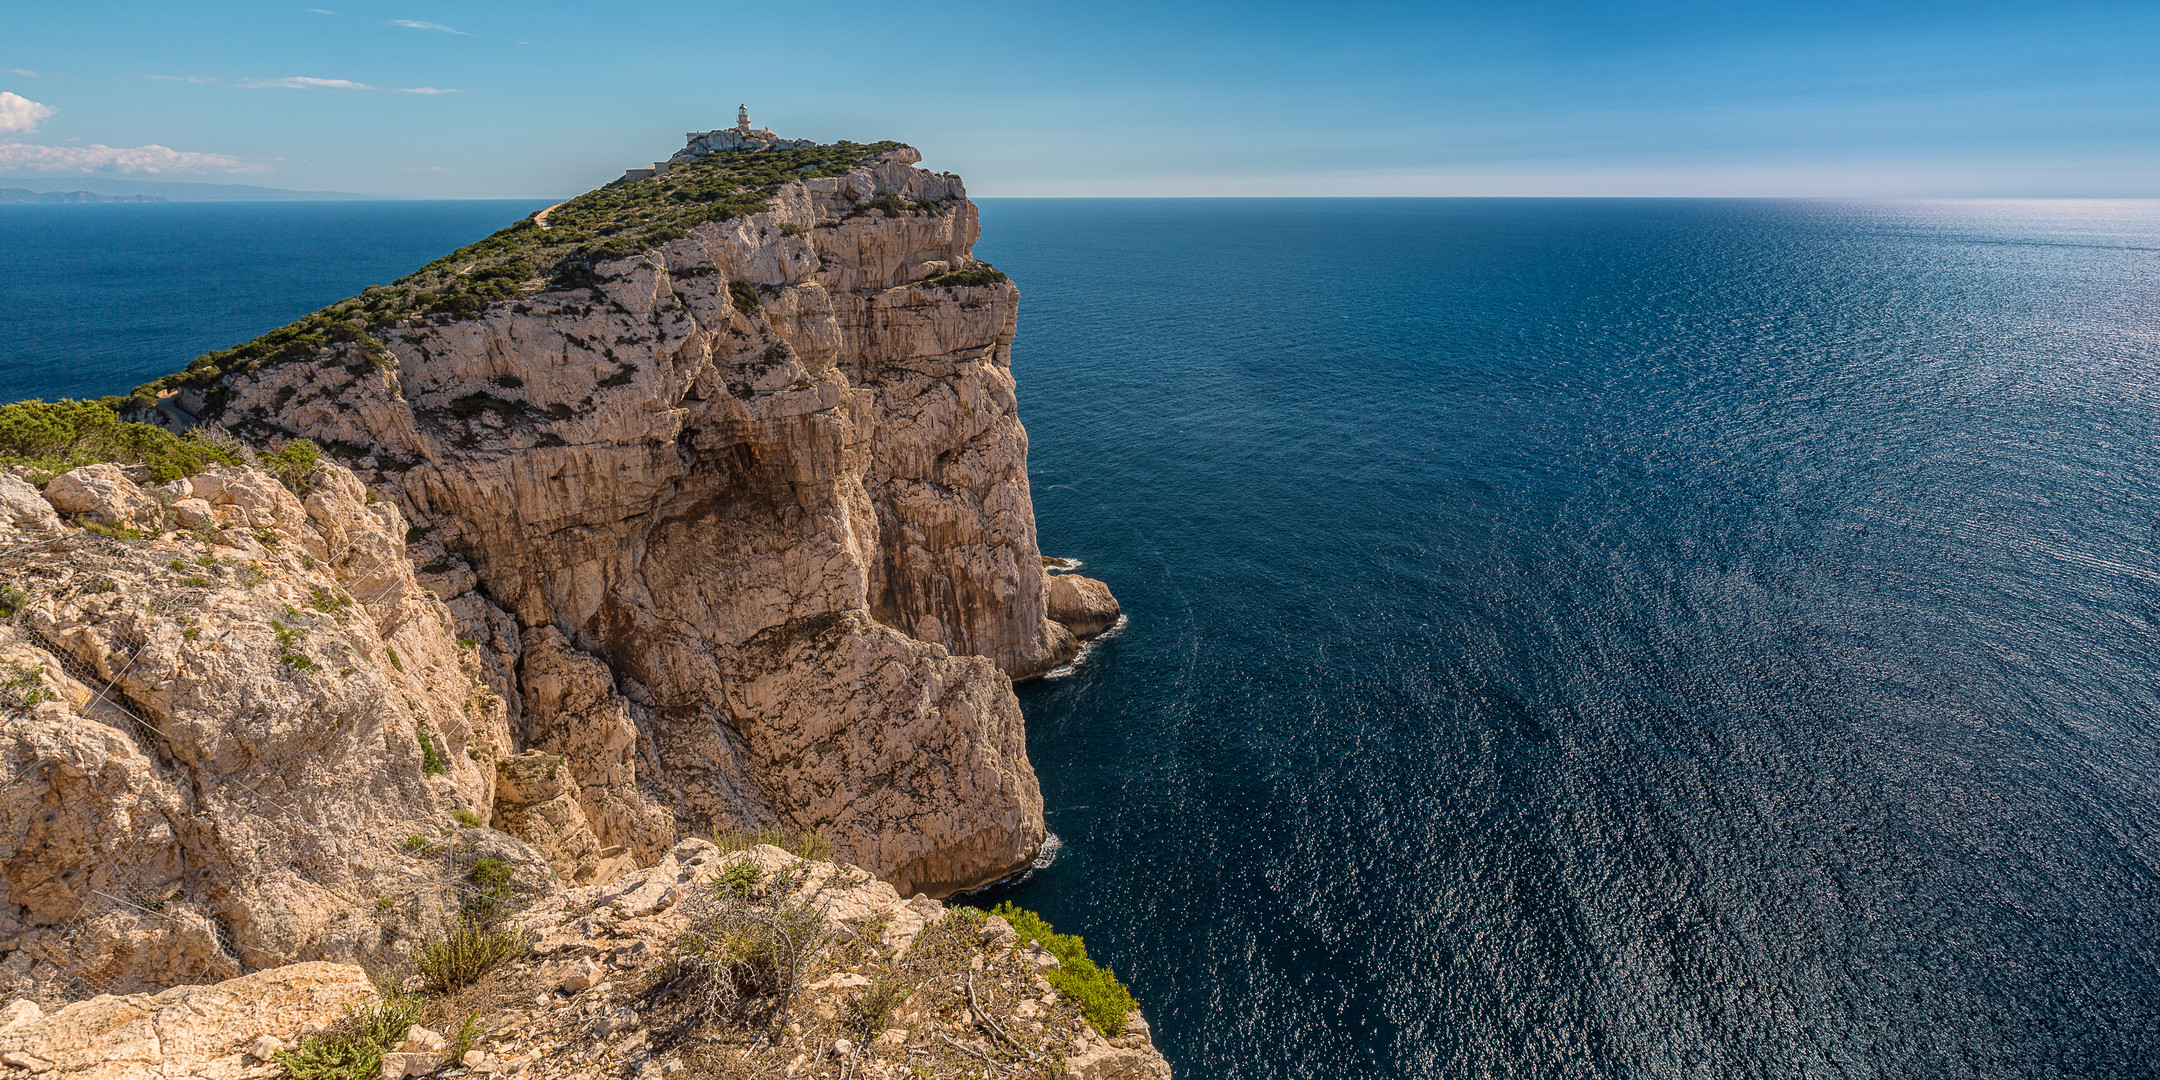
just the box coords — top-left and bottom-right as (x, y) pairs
(416, 725), (448, 775)
(272, 991), (423, 1080)
(262, 438), (323, 492)
(643, 866), (828, 1040)
(279, 852), (527, 1076)
(133, 141), (906, 402)
(710, 822), (832, 863)
(0, 661), (50, 710)
(988, 902), (1140, 1036)
(415, 917), (528, 993)
(0, 398), (240, 482)
(921, 264), (1010, 289)
(460, 856), (515, 923)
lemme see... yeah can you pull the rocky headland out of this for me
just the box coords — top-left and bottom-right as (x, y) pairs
(0, 131), (1150, 1077)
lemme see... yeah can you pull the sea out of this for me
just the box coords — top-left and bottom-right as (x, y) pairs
(5, 197), (2160, 1078)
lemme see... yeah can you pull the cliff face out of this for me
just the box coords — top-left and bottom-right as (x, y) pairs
(0, 141), (1124, 1014)
(0, 461), (535, 1000)
(173, 148), (1088, 897)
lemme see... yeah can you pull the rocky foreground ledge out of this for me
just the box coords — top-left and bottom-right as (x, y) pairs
(0, 841), (1170, 1080)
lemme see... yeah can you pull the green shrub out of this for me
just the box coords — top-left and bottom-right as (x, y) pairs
(271, 619), (315, 669)
(727, 282), (763, 314)
(988, 903), (1139, 1036)
(414, 919), (527, 992)
(262, 439), (322, 492)
(418, 725), (448, 775)
(861, 193), (913, 217)
(402, 834), (429, 854)
(462, 856), (516, 923)
(648, 894), (827, 1034)
(710, 823), (830, 862)
(446, 1009), (484, 1063)
(308, 586), (350, 614)
(716, 860), (764, 898)
(451, 808), (481, 829)
(921, 265), (1009, 289)
(383, 645), (403, 673)
(0, 587), (26, 619)
(272, 991), (421, 1080)
(0, 661), (50, 710)
(81, 521), (145, 542)
(0, 399), (241, 482)
(849, 965), (912, 1042)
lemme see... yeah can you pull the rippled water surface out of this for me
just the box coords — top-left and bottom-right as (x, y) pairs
(973, 198), (2160, 1079)
(2, 197), (2156, 1078)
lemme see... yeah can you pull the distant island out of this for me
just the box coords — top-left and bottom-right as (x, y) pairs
(0, 187), (167, 204)
(0, 176), (381, 201)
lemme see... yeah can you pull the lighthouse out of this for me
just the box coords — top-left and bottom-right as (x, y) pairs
(736, 104), (752, 135)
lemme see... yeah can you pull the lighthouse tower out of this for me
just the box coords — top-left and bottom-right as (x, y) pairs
(736, 104), (752, 135)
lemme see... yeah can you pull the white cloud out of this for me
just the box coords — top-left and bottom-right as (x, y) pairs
(0, 92), (57, 134)
(308, 8), (337, 14)
(240, 76), (456, 93)
(4, 70), (38, 78)
(147, 74), (221, 83)
(0, 141), (255, 174)
(243, 76), (374, 90)
(391, 19), (470, 35)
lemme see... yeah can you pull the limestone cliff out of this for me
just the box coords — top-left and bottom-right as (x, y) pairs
(152, 142), (1104, 900)
(0, 459), (539, 1001)
(0, 137), (1126, 1018)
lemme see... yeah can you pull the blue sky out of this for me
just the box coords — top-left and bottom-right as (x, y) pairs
(1, 0), (2154, 197)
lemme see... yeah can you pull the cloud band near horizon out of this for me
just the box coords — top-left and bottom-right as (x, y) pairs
(0, 141), (254, 174)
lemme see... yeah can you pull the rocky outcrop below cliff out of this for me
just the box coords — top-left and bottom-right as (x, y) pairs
(0, 842), (1170, 1080)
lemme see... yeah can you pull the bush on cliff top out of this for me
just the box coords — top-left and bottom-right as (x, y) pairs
(0, 398), (241, 482)
(987, 902), (1139, 1037)
(921, 265), (1009, 289)
(133, 140), (907, 403)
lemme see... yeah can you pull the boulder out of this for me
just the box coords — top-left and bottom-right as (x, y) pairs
(1047, 574), (1122, 638)
(41, 464), (163, 532)
(0, 475), (61, 537)
(0, 962), (376, 1079)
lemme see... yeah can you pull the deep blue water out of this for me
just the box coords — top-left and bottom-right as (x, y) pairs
(4, 197), (2159, 1078)
(0, 200), (550, 403)
(972, 198), (2160, 1079)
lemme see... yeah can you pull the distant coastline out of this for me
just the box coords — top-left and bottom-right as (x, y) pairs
(0, 187), (166, 204)
(0, 176), (382, 202)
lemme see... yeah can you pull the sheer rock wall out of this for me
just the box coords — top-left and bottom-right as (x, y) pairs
(206, 148), (1092, 898)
